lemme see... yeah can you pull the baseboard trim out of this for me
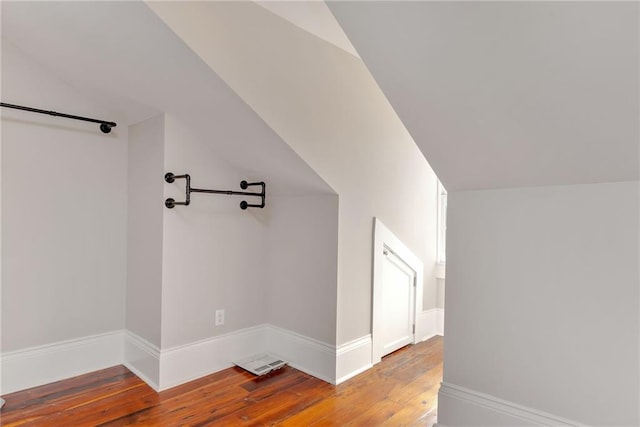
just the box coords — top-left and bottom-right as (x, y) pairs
(2, 325), (349, 394)
(416, 309), (437, 342)
(265, 324), (336, 384)
(1, 330), (124, 394)
(416, 308), (444, 343)
(159, 324), (266, 391)
(123, 330), (160, 391)
(159, 324), (341, 390)
(335, 334), (372, 384)
(438, 382), (585, 426)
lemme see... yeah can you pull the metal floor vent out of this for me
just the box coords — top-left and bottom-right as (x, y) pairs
(233, 353), (287, 376)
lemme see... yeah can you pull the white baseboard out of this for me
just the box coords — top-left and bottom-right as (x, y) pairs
(159, 324), (266, 391)
(265, 325), (336, 384)
(2, 325), (366, 394)
(335, 334), (372, 384)
(416, 308), (444, 343)
(123, 330), (160, 391)
(437, 382), (585, 426)
(158, 324), (340, 390)
(416, 309), (437, 342)
(1, 330), (124, 394)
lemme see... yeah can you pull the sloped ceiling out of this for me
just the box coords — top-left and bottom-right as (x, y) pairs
(3, 1), (636, 193)
(329, 1), (639, 191)
(255, 1), (359, 58)
(1, 1), (333, 196)
(146, 1), (430, 196)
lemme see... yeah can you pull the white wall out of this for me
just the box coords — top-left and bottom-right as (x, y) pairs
(124, 115), (343, 389)
(127, 115), (164, 347)
(440, 181), (639, 425)
(266, 195), (339, 344)
(148, 2), (440, 349)
(1, 1), (440, 390)
(1, 38), (4, 398)
(1, 39), (128, 352)
(0, 35), (345, 391)
(436, 278), (445, 310)
(160, 114), (269, 349)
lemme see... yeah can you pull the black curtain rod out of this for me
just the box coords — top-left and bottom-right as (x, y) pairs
(1, 102), (117, 134)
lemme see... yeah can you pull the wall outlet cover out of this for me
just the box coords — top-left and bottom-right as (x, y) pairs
(215, 309), (225, 326)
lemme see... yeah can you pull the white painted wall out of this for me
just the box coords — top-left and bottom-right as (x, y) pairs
(148, 2), (440, 348)
(2, 1), (333, 200)
(1, 2), (439, 390)
(266, 195), (338, 344)
(1, 37), (4, 399)
(1, 39), (128, 352)
(440, 181), (639, 425)
(127, 115), (164, 348)
(436, 278), (445, 310)
(160, 114), (269, 349)
(0, 31), (345, 391)
(336, 172), (437, 346)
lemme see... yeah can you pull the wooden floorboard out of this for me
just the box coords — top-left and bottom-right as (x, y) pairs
(0, 336), (443, 426)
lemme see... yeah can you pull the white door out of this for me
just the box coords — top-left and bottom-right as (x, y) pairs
(380, 247), (415, 357)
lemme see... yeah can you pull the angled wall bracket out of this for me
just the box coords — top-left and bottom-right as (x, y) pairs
(164, 172), (266, 210)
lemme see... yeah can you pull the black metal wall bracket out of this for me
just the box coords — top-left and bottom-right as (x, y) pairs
(164, 173), (266, 210)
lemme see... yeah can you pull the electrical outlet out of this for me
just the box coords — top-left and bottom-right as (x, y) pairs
(215, 309), (225, 326)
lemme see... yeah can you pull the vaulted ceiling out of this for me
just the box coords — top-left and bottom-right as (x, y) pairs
(1, 1), (333, 196)
(329, 1), (639, 190)
(2, 1), (637, 192)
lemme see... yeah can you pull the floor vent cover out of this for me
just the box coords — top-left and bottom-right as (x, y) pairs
(233, 353), (287, 376)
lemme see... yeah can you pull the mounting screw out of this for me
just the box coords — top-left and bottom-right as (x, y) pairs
(165, 198), (176, 209)
(240, 201), (248, 210)
(164, 173), (175, 183)
(240, 180), (248, 190)
(99, 123), (112, 134)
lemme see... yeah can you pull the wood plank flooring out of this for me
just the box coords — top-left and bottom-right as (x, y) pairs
(1, 336), (443, 426)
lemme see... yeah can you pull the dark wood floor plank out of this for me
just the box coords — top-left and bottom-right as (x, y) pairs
(28, 382), (157, 426)
(230, 377), (328, 426)
(1, 366), (133, 414)
(1, 336), (443, 426)
(1, 369), (142, 425)
(276, 391), (341, 426)
(382, 382), (441, 426)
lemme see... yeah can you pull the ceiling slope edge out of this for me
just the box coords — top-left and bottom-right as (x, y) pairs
(254, 1), (360, 58)
(329, 1), (640, 191)
(147, 1), (435, 197)
(1, 0), (333, 196)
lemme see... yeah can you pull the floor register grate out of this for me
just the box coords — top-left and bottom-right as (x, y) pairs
(233, 353), (287, 376)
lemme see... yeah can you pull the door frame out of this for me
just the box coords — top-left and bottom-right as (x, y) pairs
(372, 217), (424, 364)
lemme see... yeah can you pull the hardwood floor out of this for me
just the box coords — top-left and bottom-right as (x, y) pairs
(1, 336), (443, 426)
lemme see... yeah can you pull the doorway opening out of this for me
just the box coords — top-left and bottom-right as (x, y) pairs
(371, 218), (424, 364)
